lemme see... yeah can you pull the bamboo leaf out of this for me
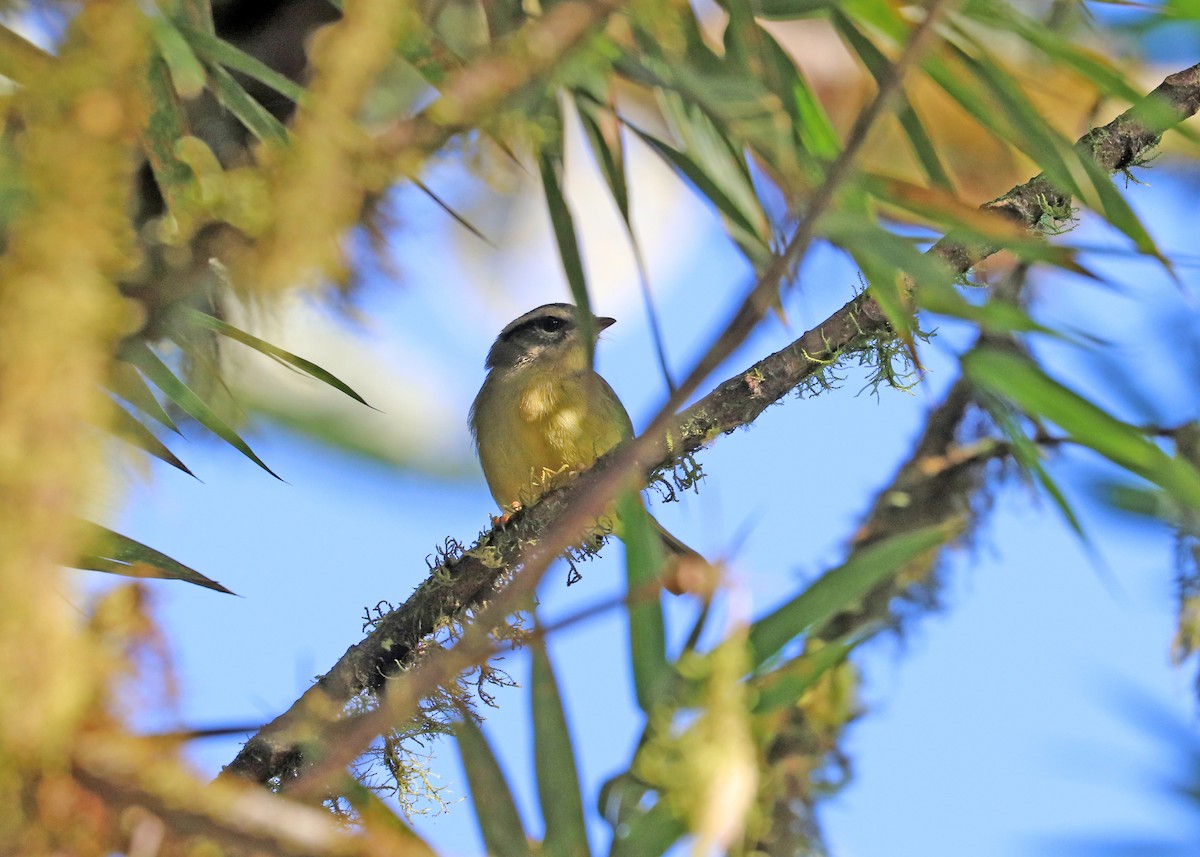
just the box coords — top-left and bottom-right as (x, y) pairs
(617, 492), (672, 712)
(75, 523), (233, 594)
(453, 716), (531, 857)
(151, 16), (207, 99)
(107, 399), (197, 477)
(608, 799), (685, 857)
(748, 520), (963, 669)
(752, 627), (870, 713)
(965, 348), (1200, 509)
(537, 145), (597, 353)
(532, 638), (589, 857)
(181, 307), (374, 408)
(831, 11), (953, 188)
(574, 88), (629, 221)
(122, 340), (282, 480)
(180, 25), (308, 105)
(628, 125), (771, 268)
(109, 359), (181, 434)
(209, 63), (289, 145)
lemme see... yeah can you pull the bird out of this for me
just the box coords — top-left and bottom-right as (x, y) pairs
(469, 303), (707, 595)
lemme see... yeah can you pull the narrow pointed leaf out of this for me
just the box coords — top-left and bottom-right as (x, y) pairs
(180, 25), (308, 105)
(107, 399), (196, 477)
(110, 359), (181, 434)
(123, 340), (282, 479)
(831, 11), (952, 188)
(209, 63), (289, 146)
(75, 523), (233, 594)
(414, 178), (491, 243)
(752, 627), (870, 713)
(574, 89), (629, 221)
(748, 520), (963, 668)
(181, 307), (373, 407)
(987, 402), (1089, 541)
(965, 348), (1200, 509)
(151, 17), (207, 99)
(532, 638), (589, 857)
(628, 125), (770, 267)
(538, 146), (596, 352)
(574, 91), (674, 389)
(617, 492), (671, 712)
(609, 800), (685, 857)
(453, 716), (531, 857)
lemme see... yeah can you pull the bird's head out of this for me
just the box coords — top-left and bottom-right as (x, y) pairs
(484, 303), (615, 373)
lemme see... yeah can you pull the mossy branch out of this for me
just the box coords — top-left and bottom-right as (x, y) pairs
(220, 60), (1200, 787)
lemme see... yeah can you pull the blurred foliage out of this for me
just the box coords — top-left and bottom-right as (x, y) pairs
(2, 0), (1200, 855)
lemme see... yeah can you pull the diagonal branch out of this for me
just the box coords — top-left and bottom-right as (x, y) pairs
(221, 60), (1200, 787)
(374, 0), (634, 168)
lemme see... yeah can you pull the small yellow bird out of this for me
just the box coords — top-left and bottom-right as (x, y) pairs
(469, 303), (704, 594)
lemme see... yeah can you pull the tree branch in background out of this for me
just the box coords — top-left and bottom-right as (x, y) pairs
(376, 0), (634, 168)
(222, 61), (1200, 787)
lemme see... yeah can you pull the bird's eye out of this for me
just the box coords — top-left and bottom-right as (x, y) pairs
(539, 316), (564, 333)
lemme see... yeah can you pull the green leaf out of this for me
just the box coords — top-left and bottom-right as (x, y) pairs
(537, 146), (597, 356)
(628, 125), (771, 268)
(181, 307), (374, 408)
(752, 627), (870, 713)
(75, 523), (233, 594)
(151, 16), (207, 99)
(180, 25), (308, 105)
(748, 520), (963, 668)
(831, 11), (952, 188)
(986, 400), (1089, 541)
(109, 359), (181, 434)
(963, 3), (1147, 106)
(608, 799), (685, 857)
(122, 340), (282, 480)
(453, 716), (531, 857)
(617, 492), (671, 712)
(964, 348), (1200, 510)
(209, 63), (289, 146)
(531, 638), (589, 857)
(107, 399), (196, 477)
(574, 87), (629, 221)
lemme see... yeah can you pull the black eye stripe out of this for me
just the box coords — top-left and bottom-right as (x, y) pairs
(504, 315), (569, 339)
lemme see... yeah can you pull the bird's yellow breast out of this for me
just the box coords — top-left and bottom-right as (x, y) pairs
(472, 365), (632, 509)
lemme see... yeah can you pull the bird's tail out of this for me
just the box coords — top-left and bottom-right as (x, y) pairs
(649, 516), (714, 597)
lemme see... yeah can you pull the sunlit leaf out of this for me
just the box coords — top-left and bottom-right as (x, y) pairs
(75, 522), (233, 594)
(531, 639), (589, 857)
(453, 716), (531, 857)
(122, 340), (282, 479)
(181, 307), (374, 408)
(747, 520), (963, 668)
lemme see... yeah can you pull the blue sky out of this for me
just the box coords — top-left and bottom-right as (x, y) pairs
(94, 131), (1200, 857)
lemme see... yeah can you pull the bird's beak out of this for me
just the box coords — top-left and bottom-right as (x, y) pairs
(596, 316), (616, 331)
